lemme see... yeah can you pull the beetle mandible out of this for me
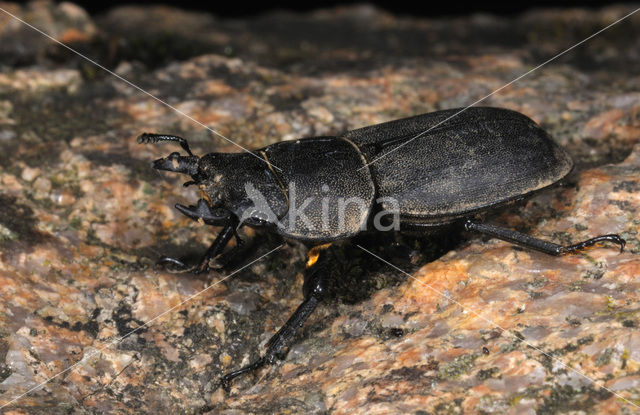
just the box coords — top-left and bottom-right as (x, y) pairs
(138, 106), (625, 389)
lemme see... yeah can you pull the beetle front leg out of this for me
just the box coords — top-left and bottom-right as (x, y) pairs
(156, 202), (241, 274)
(220, 244), (330, 391)
(464, 220), (625, 255)
(194, 222), (239, 274)
(156, 221), (239, 274)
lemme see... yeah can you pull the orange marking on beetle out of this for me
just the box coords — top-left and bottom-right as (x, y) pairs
(306, 243), (332, 268)
(200, 189), (213, 206)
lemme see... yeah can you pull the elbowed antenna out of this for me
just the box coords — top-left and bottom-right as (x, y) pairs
(138, 133), (194, 156)
(137, 132), (200, 176)
(151, 152), (199, 176)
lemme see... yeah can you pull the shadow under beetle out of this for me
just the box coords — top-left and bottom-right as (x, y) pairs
(138, 106), (625, 390)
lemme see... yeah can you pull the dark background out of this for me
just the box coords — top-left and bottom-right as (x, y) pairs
(72, 1), (637, 17)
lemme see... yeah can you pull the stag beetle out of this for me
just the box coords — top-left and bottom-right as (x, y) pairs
(138, 106), (624, 389)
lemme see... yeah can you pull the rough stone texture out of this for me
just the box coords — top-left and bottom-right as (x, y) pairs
(0, 1), (639, 413)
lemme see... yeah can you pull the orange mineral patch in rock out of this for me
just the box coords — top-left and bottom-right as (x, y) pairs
(401, 258), (471, 310)
(583, 109), (625, 140)
(57, 27), (91, 44)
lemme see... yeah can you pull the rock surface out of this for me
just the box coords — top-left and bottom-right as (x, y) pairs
(0, 1), (639, 413)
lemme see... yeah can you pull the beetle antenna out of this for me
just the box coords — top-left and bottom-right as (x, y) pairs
(152, 152), (199, 175)
(138, 133), (195, 157)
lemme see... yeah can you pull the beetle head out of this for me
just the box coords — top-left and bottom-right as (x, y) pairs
(154, 150), (288, 224)
(151, 151), (229, 205)
(195, 153), (287, 217)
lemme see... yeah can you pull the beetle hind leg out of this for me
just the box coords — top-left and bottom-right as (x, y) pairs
(464, 220), (625, 255)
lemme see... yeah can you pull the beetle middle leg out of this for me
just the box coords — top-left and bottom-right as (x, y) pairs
(220, 244), (331, 391)
(464, 220), (625, 255)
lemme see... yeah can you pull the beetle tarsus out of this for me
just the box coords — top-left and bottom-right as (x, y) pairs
(559, 234), (625, 254)
(464, 220), (626, 256)
(155, 256), (193, 273)
(219, 248), (327, 390)
(137, 133), (194, 156)
(220, 357), (268, 391)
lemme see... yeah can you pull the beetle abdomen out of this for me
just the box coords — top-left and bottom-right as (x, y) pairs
(343, 107), (573, 222)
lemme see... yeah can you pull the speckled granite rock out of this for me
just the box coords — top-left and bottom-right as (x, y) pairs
(0, 1), (639, 414)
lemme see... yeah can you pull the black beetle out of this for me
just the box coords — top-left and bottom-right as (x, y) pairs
(138, 106), (624, 389)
